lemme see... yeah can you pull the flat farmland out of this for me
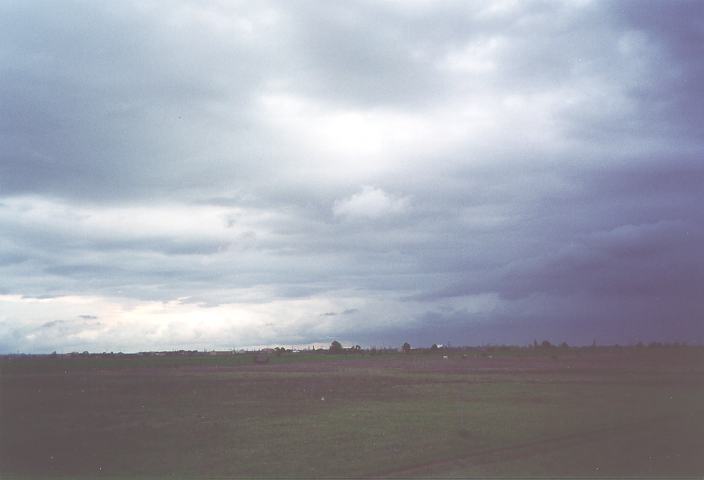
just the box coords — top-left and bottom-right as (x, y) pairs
(2, 349), (703, 479)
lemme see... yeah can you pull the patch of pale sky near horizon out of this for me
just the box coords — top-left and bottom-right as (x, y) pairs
(0, 291), (500, 353)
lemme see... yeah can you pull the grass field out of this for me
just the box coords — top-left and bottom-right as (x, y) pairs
(1, 348), (703, 478)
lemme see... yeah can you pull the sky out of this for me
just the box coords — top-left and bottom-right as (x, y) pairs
(1, 0), (703, 353)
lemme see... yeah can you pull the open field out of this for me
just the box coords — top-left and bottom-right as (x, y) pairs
(2, 348), (704, 478)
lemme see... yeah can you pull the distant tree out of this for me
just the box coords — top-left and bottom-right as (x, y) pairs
(352, 345), (362, 353)
(329, 340), (343, 354)
(541, 340), (553, 349)
(402, 342), (411, 354)
(559, 342), (569, 349)
(430, 343), (439, 351)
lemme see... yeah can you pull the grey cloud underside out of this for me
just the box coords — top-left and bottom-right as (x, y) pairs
(1, 0), (703, 351)
(3, 0), (699, 201)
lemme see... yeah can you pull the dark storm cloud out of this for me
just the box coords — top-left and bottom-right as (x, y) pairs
(612, 0), (704, 135)
(420, 220), (703, 299)
(1, 0), (702, 352)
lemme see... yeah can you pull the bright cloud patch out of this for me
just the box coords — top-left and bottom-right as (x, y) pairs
(333, 186), (409, 220)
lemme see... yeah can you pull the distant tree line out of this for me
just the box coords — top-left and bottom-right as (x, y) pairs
(2, 340), (696, 359)
(315, 340), (696, 355)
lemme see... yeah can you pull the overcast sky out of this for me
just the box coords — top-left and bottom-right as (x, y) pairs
(1, 0), (702, 353)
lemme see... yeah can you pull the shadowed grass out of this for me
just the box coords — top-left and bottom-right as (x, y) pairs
(2, 349), (703, 478)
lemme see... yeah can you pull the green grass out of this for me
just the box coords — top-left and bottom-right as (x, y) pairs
(2, 349), (703, 478)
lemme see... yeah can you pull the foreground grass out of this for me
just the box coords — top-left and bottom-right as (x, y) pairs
(1, 349), (703, 478)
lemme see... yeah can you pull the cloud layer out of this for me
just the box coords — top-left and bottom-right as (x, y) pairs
(1, 0), (703, 352)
